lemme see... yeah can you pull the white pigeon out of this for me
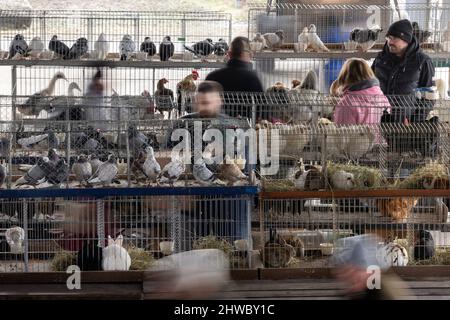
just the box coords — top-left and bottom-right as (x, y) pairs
(330, 170), (355, 190)
(158, 154), (186, 186)
(142, 146), (161, 184)
(72, 155), (92, 186)
(119, 34), (136, 61)
(29, 36), (44, 58)
(5, 227), (25, 254)
(88, 154), (103, 175)
(94, 33), (109, 60)
(297, 27), (309, 49)
(307, 24), (329, 52)
(87, 154), (118, 186)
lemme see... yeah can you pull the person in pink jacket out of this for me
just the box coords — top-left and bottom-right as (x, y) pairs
(331, 58), (390, 125)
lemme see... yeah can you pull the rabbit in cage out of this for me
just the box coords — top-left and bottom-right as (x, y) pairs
(102, 235), (131, 271)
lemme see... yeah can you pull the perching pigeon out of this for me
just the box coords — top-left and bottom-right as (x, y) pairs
(64, 37), (88, 60)
(128, 125), (149, 156)
(87, 154), (118, 187)
(298, 27), (309, 49)
(184, 39), (214, 60)
(120, 34), (136, 61)
(158, 154), (185, 186)
(307, 24), (329, 52)
(349, 26), (383, 52)
(217, 155), (247, 186)
(72, 155), (92, 186)
(47, 148), (60, 164)
(142, 146), (161, 184)
(29, 36), (44, 57)
(0, 137), (10, 158)
(412, 22), (432, 44)
(213, 39), (229, 56)
(262, 30), (284, 50)
(88, 154), (103, 175)
(9, 34), (28, 59)
(46, 158), (69, 185)
(140, 37), (157, 56)
(159, 36), (174, 61)
(15, 157), (53, 186)
(193, 158), (225, 186)
(94, 33), (109, 60)
(48, 35), (70, 58)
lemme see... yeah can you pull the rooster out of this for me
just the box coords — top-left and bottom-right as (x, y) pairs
(154, 78), (175, 117)
(176, 70), (199, 113)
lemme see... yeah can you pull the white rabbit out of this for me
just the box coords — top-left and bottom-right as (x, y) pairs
(102, 235), (131, 271)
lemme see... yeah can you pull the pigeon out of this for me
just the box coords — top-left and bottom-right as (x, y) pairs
(72, 155), (92, 186)
(0, 164), (7, 188)
(414, 230), (435, 260)
(349, 26), (383, 52)
(193, 158), (225, 186)
(46, 158), (69, 185)
(87, 154), (118, 187)
(298, 27), (309, 49)
(64, 37), (88, 60)
(128, 125), (149, 156)
(158, 154), (186, 186)
(120, 34), (136, 61)
(94, 33), (109, 60)
(9, 34), (28, 59)
(140, 37), (157, 56)
(28, 36), (44, 57)
(307, 24), (329, 52)
(15, 157), (53, 186)
(47, 148), (60, 164)
(217, 155), (247, 186)
(330, 170), (355, 190)
(412, 22), (432, 44)
(0, 137), (10, 158)
(159, 36), (174, 61)
(141, 146), (161, 184)
(262, 30), (284, 50)
(213, 39), (229, 57)
(252, 33), (267, 49)
(184, 39), (214, 60)
(131, 149), (147, 182)
(48, 35), (70, 58)
(88, 154), (103, 175)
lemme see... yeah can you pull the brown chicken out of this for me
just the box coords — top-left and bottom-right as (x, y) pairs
(176, 70), (199, 111)
(154, 78), (174, 116)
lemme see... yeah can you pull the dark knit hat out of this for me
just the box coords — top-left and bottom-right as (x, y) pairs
(386, 19), (413, 43)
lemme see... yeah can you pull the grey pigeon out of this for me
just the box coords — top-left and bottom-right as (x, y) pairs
(213, 39), (229, 56)
(15, 157), (52, 186)
(0, 164), (7, 188)
(158, 154), (185, 186)
(184, 38), (214, 59)
(142, 146), (161, 184)
(120, 34), (136, 61)
(47, 148), (60, 164)
(64, 37), (88, 60)
(262, 30), (284, 50)
(9, 34), (28, 59)
(128, 126), (148, 156)
(72, 155), (92, 185)
(159, 36), (174, 61)
(87, 154), (118, 186)
(140, 37), (157, 56)
(88, 154), (103, 175)
(193, 158), (224, 186)
(46, 159), (69, 185)
(46, 129), (60, 149)
(48, 35), (70, 57)
(349, 27), (383, 52)
(0, 137), (10, 158)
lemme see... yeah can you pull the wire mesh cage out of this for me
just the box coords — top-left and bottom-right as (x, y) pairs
(248, 3), (450, 52)
(0, 187), (257, 272)
(0, 10), (232, 62)
(258, 191), (450, 268)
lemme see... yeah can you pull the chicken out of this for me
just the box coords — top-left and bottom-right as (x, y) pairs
(307, 24), (329, 52)
(176, 70), (199, 112)
(154, 78), (175, 117)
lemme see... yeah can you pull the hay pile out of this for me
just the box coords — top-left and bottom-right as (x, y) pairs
(326, 162), (386, 189)
(125, 244), (155, 270)
(262, 178), (296, 192)
(398, 161), (449, 189)
(50, 251), (77, 271)
(192, 235), (233, 256)
(409, 248), (450, 266)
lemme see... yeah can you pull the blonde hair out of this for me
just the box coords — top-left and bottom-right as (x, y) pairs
(330, 58), (376, 96)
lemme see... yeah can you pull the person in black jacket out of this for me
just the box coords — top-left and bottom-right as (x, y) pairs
(205, 36), (264, 119)
(372, 19), (435, 123)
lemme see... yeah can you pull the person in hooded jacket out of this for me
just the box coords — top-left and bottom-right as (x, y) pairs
(371, 19), (435, 123)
